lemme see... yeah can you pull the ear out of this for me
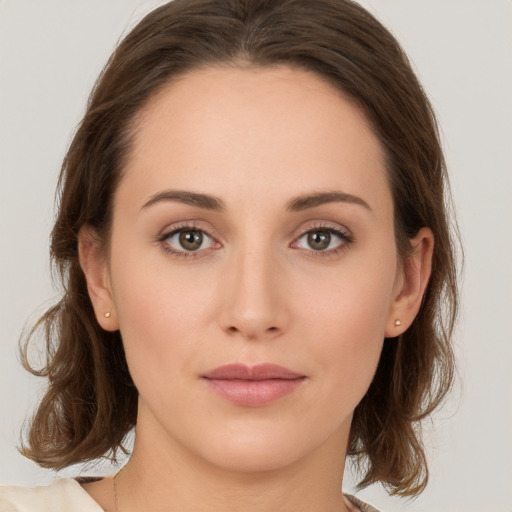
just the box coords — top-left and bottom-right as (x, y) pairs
(385, 227), (434, 337)
(78, 225), (119, 331)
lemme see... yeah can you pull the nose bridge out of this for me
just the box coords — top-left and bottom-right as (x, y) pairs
(220, 233), (285, 339)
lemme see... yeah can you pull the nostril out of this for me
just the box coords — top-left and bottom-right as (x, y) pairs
(225, 325), (280, 337)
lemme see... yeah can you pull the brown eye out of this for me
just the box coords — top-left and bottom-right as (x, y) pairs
(295, 227), (348, 253)
(307, 230), (331, 251)
(179, 230), (203, 251)
(163, 228), (214, 253)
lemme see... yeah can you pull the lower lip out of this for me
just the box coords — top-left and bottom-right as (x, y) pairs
(203, 378), (306, 407)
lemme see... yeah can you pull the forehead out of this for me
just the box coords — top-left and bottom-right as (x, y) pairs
(120, 64), (391, 214)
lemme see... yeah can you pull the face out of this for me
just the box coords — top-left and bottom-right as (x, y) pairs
(91, 65), (406, 473)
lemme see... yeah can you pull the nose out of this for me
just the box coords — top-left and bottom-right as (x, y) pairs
(217, 244), (288, 341)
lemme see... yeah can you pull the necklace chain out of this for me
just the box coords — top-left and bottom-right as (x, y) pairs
(113, 470), (121, 512)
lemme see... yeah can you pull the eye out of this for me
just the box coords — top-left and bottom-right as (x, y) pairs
(295, 227), (348, 252)
(162, 228), (215, 253)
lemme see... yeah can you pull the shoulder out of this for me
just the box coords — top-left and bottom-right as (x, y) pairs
(345, 493), (382, 512)
(0, 479), (103, 512)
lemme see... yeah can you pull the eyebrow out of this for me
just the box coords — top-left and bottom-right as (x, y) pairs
(286, 191), (371, 212)
(142, 190), (225, 212)
(141, 189), (371, 213)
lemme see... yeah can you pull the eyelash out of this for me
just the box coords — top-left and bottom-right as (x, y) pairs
(293, 223), (354, 258)
(157, 222), (354, 259)
(158, 222), (216, 259)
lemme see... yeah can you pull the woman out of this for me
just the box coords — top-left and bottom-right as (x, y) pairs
(0, 0), (457, 510)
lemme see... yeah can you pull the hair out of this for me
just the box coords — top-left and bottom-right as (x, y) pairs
(20, 0), (458, 498)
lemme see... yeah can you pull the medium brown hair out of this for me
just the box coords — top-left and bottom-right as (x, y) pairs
(20, 0), (458, 497)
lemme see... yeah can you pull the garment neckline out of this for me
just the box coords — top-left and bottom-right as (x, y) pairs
(68, 477), (370, 512)
(70, 477), (109, 511)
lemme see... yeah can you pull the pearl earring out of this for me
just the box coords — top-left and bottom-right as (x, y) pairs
(394, 319), (401, 326)
(104, 312), (111, 318)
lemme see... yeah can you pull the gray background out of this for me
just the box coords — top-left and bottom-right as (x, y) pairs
(1, 1), (511, 510)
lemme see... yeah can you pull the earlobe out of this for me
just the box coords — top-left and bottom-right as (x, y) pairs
(78, 225), (119, 331)
(385, 227), (434, 337)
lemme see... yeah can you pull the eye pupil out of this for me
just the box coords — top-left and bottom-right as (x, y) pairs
(308, 230), (331, 250)
(179, 230), (203, 250)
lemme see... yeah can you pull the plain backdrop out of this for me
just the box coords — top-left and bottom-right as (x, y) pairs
(1, 1), (511, 511)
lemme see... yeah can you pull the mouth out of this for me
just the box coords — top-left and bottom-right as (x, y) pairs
(201, 363), (307, 407)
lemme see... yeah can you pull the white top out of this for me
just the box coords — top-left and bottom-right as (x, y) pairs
(0, 479), (102, 511)
(0, 478), (381, 511)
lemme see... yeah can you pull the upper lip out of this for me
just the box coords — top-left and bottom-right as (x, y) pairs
(202, 363), (304, 380)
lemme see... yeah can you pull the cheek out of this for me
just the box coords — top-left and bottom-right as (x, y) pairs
(296, 253), (397, 403)
(300, 254), (395, 338)
(107, 244), (215, 391)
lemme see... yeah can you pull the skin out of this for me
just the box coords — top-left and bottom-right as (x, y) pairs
(79, 65), (433, 512)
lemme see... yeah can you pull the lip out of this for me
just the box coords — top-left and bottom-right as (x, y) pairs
(202, 363), (307, 407)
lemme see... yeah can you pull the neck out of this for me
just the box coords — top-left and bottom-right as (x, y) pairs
(115, 416), (352, 512)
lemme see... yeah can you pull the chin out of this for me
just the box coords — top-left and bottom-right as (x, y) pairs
(201, 437), (307, 474)
(182, 415), (346, 475)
